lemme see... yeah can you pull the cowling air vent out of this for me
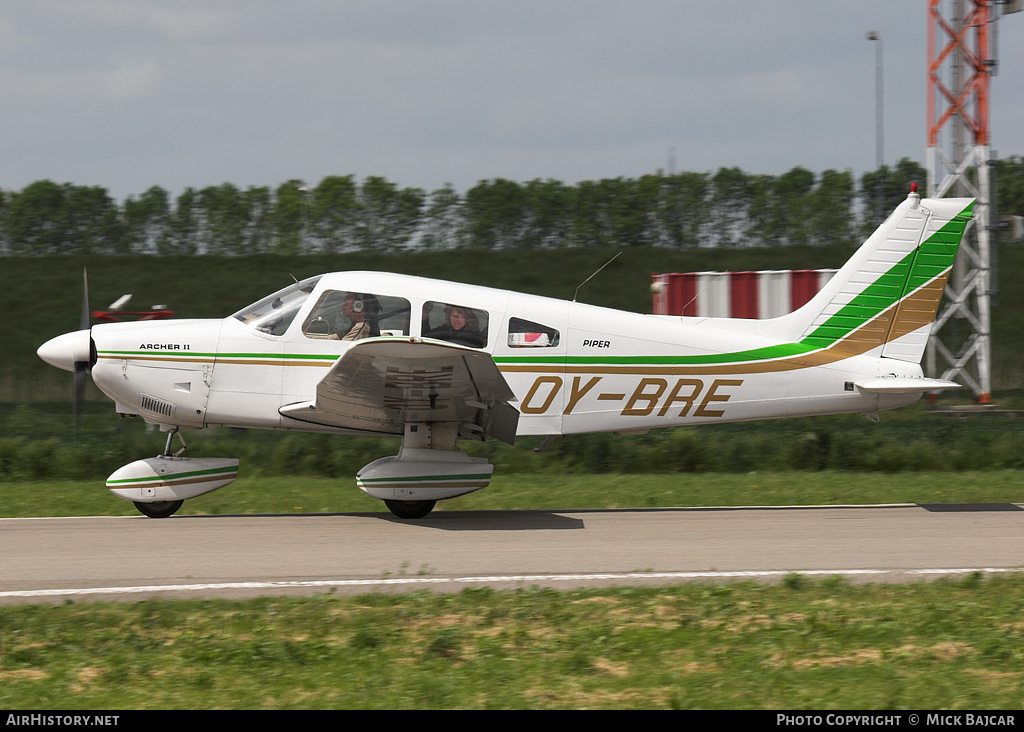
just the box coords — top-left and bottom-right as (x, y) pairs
(140, 393), (175, 418)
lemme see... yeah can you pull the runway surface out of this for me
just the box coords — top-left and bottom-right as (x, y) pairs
(2, 503), (1024, 604)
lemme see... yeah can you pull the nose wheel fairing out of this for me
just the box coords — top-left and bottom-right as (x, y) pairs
(106, 456), (239, 507)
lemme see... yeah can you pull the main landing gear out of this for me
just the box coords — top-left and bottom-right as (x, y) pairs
(384, 499), (437, 519)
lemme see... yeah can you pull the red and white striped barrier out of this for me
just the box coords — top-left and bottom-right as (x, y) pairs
(651, 269), (838, 319)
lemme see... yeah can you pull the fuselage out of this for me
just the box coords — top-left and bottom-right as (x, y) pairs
(76, 270), (923, 439)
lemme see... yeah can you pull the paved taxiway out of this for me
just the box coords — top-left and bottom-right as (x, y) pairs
(2, 504), (1023, 603)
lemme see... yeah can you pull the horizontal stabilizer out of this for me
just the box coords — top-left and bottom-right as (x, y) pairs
(854, 376), (961, 394)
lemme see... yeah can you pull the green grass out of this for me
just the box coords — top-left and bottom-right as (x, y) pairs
(2, 576), (1024, 709)
(4, 470), (1024, 519)
(5, 397), (1024, 521)
(9, 397), (1024, 483)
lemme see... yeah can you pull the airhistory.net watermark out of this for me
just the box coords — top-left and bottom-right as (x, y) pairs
(6, 715), (119, 727)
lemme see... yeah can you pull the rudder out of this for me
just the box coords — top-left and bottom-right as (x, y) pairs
(879, 199), (974, 362)
(766, 189), (973, 364)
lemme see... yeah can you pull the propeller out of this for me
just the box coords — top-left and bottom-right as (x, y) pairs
(73, 268), (96, 439)
(36, 268), (98, 439)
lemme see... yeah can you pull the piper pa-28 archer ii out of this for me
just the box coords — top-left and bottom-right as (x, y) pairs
(38, 188), (972, 519)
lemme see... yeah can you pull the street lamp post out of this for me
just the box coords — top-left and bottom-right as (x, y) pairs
(867, 31), (883, 225)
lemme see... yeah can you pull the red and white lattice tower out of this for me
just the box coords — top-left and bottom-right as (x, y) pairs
(926, 0), (1016, 402)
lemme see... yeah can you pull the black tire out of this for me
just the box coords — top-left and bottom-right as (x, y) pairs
(384, 499), (436, 519)
(133, 500), (184, 519)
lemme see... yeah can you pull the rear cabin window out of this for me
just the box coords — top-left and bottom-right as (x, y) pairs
(422, 302), (488, 348)
(507, 317), (560, 348)
(301, 291), (411, 341)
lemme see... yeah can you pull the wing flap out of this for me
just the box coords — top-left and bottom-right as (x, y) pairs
(280, 338), (519, 444)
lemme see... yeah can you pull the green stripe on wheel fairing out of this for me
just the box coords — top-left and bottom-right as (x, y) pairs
(106, 466), (238, 485)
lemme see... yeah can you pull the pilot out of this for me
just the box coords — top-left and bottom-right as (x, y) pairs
(331, 293), (381, 341)
(425, 304), (485, 348)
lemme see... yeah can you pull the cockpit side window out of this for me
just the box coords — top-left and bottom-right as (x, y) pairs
(301, 291), (411, 341)
(422, 301), (488, 348)
(508, 317), (560, 348)
(232, 276), (321, 336)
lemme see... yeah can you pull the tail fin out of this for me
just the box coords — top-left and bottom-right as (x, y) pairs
(769, 189), (974, 365)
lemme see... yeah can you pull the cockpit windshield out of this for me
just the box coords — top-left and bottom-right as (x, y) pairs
(231, 276), (322, 336)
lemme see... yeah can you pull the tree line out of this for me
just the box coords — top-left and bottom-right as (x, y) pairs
(2, 157), (1023, 256)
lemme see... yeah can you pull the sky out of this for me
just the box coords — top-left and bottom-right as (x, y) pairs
(1, 1), (1023, 202)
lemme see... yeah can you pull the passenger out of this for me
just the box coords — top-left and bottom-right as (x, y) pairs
(331, 293), (381, 341)
(425, 304), (485, 348)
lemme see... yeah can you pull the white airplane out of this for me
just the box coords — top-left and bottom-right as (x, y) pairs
(38, 188), (972, 519)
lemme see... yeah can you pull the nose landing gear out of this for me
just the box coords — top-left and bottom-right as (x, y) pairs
(106, 427), (239, 519)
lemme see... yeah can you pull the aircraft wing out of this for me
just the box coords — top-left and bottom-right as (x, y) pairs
(279, 338), (519, 444)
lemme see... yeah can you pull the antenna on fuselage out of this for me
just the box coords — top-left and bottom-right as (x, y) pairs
(679, 272), (728, 316)
(573, 252), (621, 303)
